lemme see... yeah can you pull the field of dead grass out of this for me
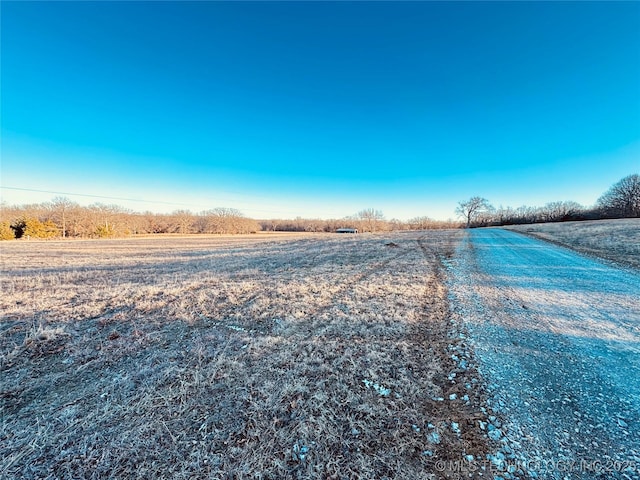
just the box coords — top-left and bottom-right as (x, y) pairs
(1, 231), (495, 479)
(503, 218), (640, 270)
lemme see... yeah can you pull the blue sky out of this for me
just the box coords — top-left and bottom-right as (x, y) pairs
(2, 1), (639, 220)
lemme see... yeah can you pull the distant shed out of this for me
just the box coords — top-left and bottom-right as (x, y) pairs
(336, 228), (358, 234)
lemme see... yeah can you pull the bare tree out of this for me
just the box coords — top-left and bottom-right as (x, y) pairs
(456, 197), (493, 228)
(199, 208), (257, 234)
(302, 218), (324, 232)
(356, 208), (385, 232)
(171, 209), (194, 234)
(87, 203), (131, 237)
(388, 218), (406, 231)
(125, 213), (149, 235)
(407, 216), (435, 230)
(49, 196), (78, 238)
(597, 174), (640, 218)
(538, 201), (584, 223)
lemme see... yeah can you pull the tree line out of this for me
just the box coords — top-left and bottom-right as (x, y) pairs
(259, 209), (459, 234)
(456, 173), (640, 228)
(0, 201), (457, 240)
(0, 201), (261, 240)
(1, 173), (637, 240)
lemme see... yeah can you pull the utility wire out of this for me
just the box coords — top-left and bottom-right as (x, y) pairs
(0, 185), (349, 218)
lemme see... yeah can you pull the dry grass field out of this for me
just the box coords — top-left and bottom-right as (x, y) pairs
(503, 218), (640, 270)
(1, 232), (494, 479)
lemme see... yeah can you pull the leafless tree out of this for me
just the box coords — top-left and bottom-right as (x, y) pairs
(86, 203), (132, 237)
(597, 174), (640, 218)
(515, 205), (538, 224)
(124, 213), (149, 235)
(199, 208), (258, 234)
(456, 197), (493, 228)
(407, 216), (435, 230)
(356, 208), (385, 232)
(539, 201), (584, 222)
(49, 196), (78, 238)
(388, 218), (406, 231)
(141, 211), (170, 234)
(171, 209), (194, 234)
(259, 219), (278, 232)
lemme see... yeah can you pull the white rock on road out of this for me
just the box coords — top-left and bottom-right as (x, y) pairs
(447, 228), (640, 480)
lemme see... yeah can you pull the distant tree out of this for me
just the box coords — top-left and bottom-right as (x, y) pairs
(0, 201), (13, 224)
(456, 197), (493, 227)
(597, 174), (640, 218)
(322, 218), (343, 233)
(11, 217), (58, 239)
(302, 218), (324, 232)
(388, 218), (406, 231)
(539, 201), (584, 223)
(171, 209), (194, 234)
(199, 207), (257, 234)
(491, 205), (513, 225)
(516, 205), (538, 224)
(49, 196), (78, 238)
(38, 219), (58, 238)
(142, 211), (170, 234)
(408, 216), (436, 230)
(0, 221), (14, 240)
(356, 208), (385, 232)
(86, 203), (131, 237)
(260, 219), (278, 232)
(11, 218), (27, 238)
(95, 223), (116, 238)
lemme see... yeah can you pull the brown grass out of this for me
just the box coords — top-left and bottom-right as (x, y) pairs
(1, 232), (494, 479)
(503, 218), (640, 270)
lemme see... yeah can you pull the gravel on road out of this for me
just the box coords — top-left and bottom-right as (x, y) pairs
(446, 228), (640, 480)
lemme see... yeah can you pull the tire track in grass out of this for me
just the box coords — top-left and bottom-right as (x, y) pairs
(221, 236), (438, 479)
(279, 245), (416, 338)
(211, 232), (495, 479)
(2, 232), (499, 479)
(194, 237), (416, 337)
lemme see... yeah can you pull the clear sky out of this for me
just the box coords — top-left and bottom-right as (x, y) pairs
(2, 1), (639, 220)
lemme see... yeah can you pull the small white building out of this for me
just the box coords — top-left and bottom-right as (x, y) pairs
(336, 228), (358, 234)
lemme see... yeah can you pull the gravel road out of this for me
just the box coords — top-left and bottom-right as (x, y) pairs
(446, 228), (640, 480)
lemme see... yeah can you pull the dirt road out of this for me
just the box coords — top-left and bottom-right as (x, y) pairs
(447, 228), (640, 480)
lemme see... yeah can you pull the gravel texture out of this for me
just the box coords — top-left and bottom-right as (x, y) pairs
(446, 228), (640, 480)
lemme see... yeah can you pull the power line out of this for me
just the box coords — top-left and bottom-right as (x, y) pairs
(1, 186), (195, 207)
(0, 185), (349, 218)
